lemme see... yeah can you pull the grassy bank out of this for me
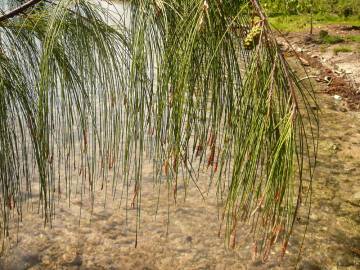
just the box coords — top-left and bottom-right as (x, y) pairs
(268, 14), (360, 33)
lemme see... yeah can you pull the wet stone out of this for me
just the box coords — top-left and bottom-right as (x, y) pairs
(69, 253), (83, 267)
(20, 252), (39, 264)
(296, 216), (309, 226)
(351, 191), (360, 201)
(344, 167), (356, 174)
(186, 236), (193, 243)
(310, 213), (320, 222)
(311, 105), (320, 111)
(337, 254), (355, 267)
(0, 251), (41, 270)
(251, 259), (263, 267)
(297, 260), (323, 270)
(339, 106), (348, 113)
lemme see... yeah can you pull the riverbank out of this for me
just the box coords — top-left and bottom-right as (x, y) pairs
(277, 23), (360, 112)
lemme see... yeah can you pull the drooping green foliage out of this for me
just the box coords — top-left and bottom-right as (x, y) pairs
(0, 0), (318, 258)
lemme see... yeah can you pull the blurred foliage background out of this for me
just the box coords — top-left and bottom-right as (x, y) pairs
(259, 0), (360, 32)
(261, 0), (359, 17)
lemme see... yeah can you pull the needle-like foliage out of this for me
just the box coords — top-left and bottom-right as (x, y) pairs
(0, 0), (318, 258)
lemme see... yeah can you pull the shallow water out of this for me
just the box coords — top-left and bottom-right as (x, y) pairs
(0, 57), (359, 270)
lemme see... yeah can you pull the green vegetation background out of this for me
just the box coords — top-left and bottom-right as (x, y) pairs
(260, 0), (360, 32)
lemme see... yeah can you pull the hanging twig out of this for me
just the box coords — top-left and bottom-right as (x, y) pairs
(0, 0), (43, 23)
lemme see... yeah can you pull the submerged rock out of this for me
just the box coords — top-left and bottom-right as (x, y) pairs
(352, 191), (360, 201)
(0, 250), (41, 270)
(297, 260), (323, 270)
(336, 254), (355, 267)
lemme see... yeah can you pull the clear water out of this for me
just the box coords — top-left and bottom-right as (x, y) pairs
(0, 58), (359, 270)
